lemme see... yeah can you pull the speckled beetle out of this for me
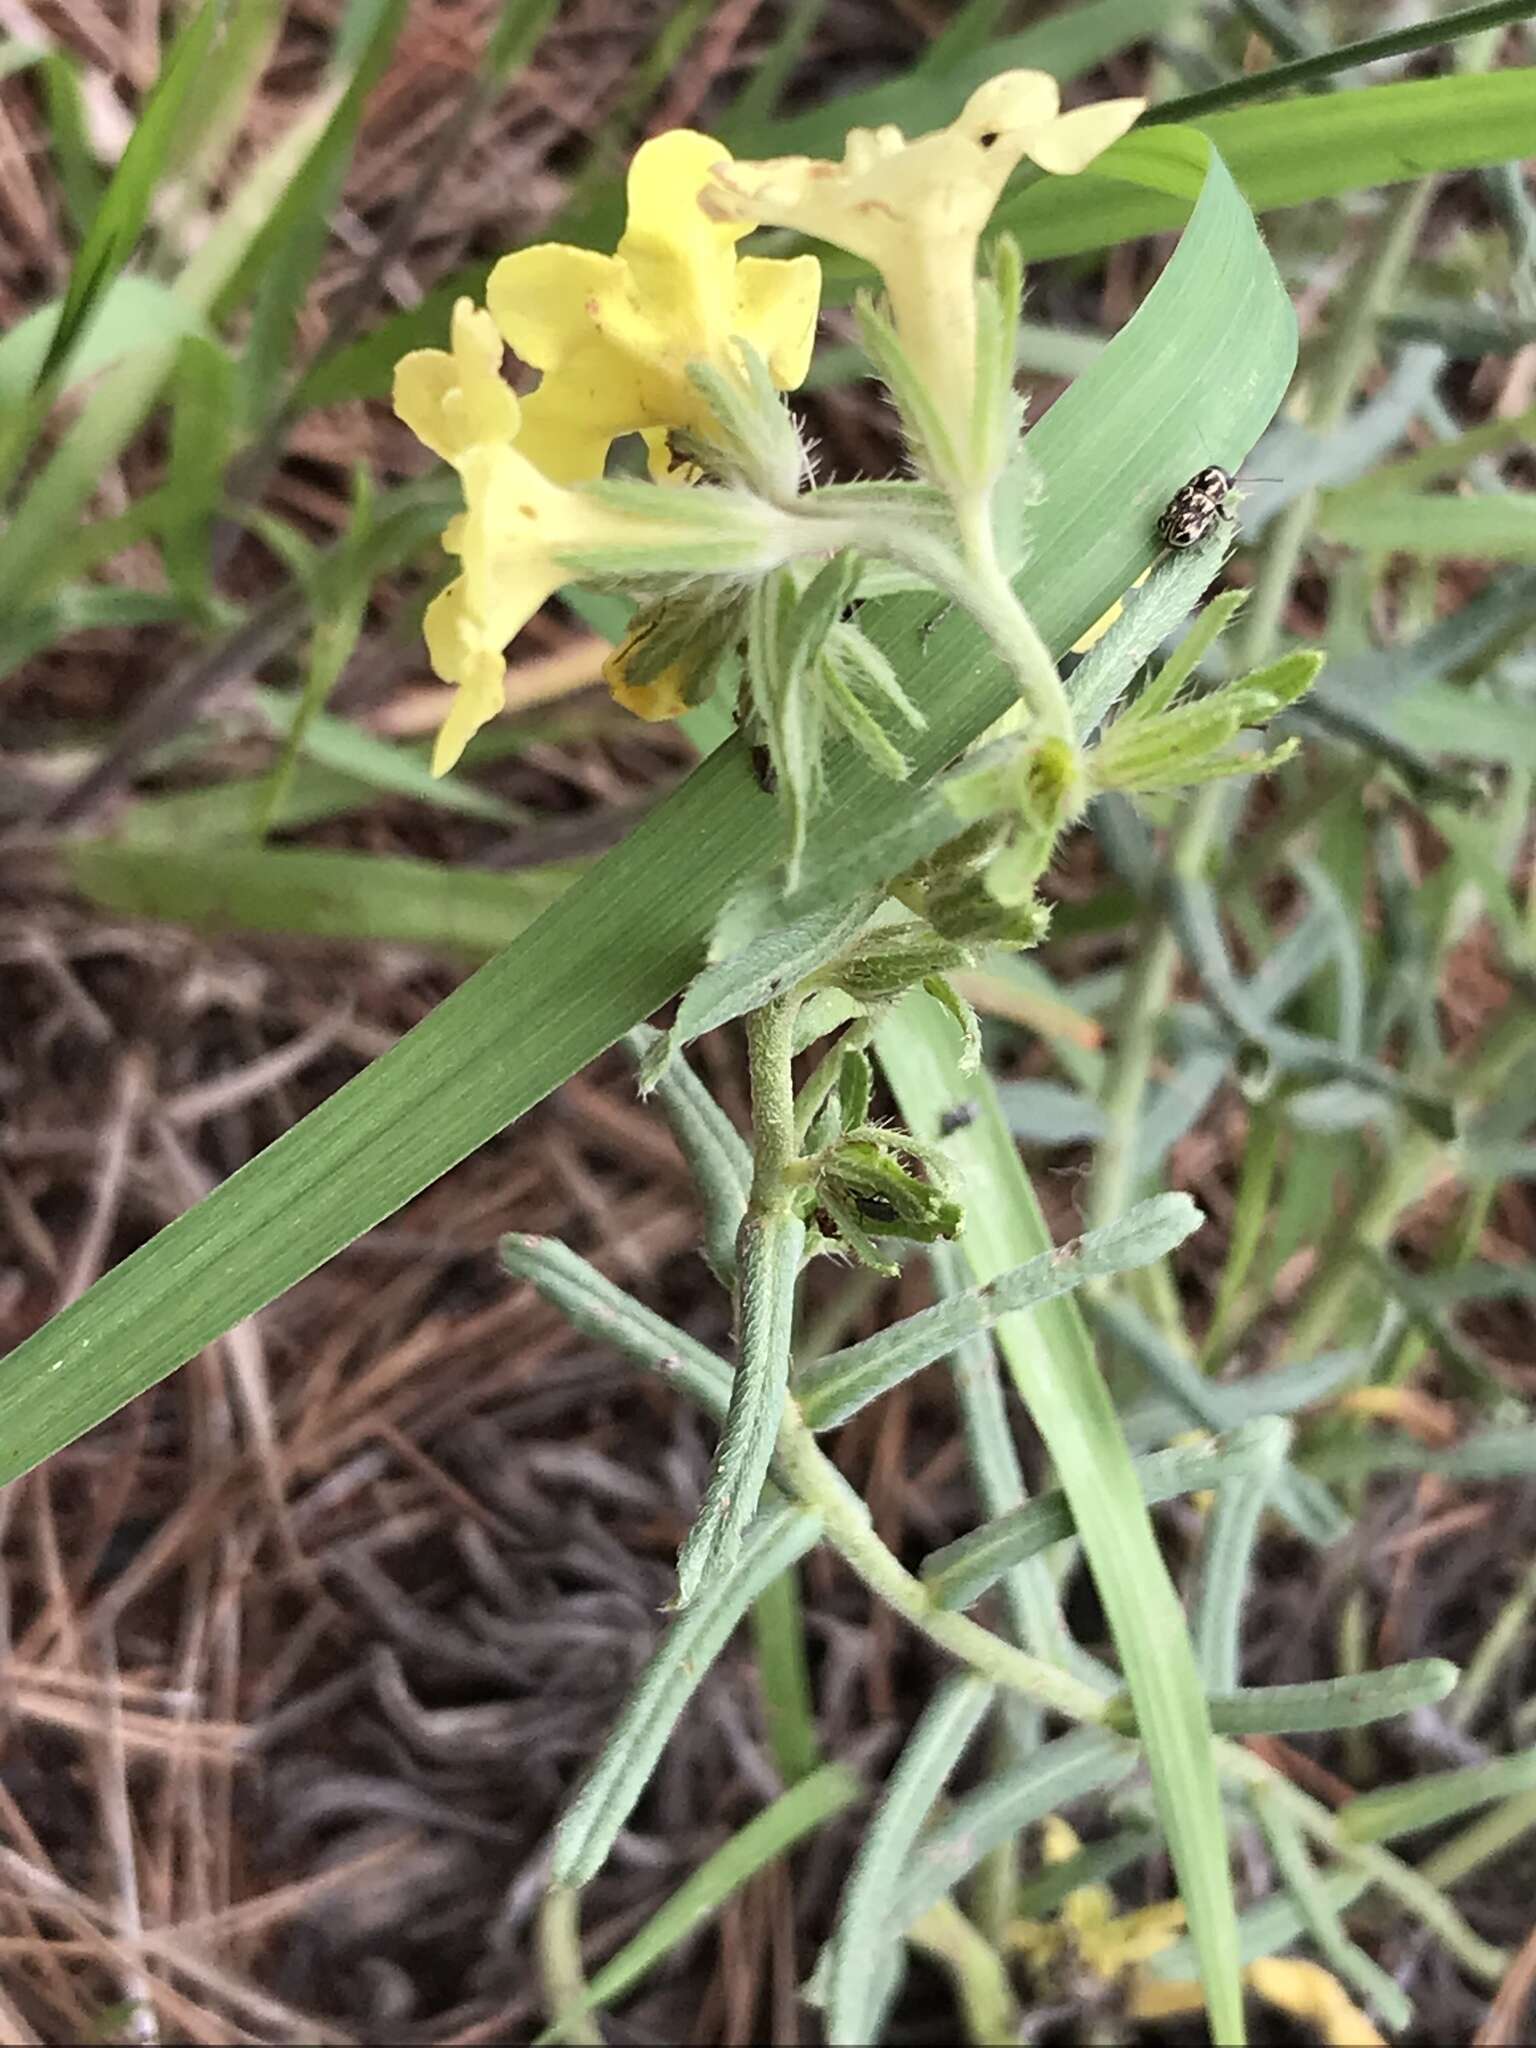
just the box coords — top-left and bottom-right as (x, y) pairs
(1157, 465), (1236, 550)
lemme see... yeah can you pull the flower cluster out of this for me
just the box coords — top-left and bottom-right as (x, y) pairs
(393, 73), (1141, 778)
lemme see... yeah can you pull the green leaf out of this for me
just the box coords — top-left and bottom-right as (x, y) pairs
(639, 895), (875, 1092)
(1089, 1297), (1351, 1546)
(1252, 1790), (1413, 2034)
(921, 1419), (1291, 1613)
(552, 1502), (823, 1887)
(624, 1028), (751, 1288)
(1339, 1748), (1536, 1845)
(874, 997), (1249, 2044)
(66, 844), (579, 957)
(821, 1675), (995, 2044)
(1318, 490), (1536, 562)
(1106, 1662), (1459, 1738)
(1, 150), (1294, 1587)
(499, 1234), (733, 1423)
(886, 1727), (1136, 1933)
(31, 0), (221, 392)
(676, 1212), (805, 1606)
(990, 73), (1536, 266)
(797, 1193), (1203, 1431)
(0, 276), (209, 409)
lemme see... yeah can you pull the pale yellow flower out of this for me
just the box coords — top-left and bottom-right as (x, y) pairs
(703, 72), (1142, 460)
(487, 130), (821, 485)
(392, 298), (520, 461)
(416, 442), (749, 772)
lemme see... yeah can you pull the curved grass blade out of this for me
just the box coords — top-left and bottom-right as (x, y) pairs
(875, 996), (1255, 2044)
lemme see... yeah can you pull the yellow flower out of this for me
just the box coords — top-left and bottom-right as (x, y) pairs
(703, 72), (1142, 461)
(416, 442), (755, 773)
(393, 298), (520, 461)
(487, 130), (821, 485)
(1008, 1818), (1387, 2048)
(602, 625), (693, 723)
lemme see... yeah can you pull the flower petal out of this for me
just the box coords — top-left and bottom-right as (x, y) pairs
(1026, 96), (1144, 175)
(393, 299), (519, 459)
(736, 252), (822, 388)
(487, 245), (619, 371)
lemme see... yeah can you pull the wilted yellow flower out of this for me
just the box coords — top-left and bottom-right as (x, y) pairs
(1010, 1817), (1386, 2048)
(704, 72), (1141, 463)
(602, 626), (693, 723)
(487, 129), (821, 485)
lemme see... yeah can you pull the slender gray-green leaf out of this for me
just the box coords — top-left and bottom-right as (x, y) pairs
(1145, 1870), (1371, 1980)
(1090, 1297), (1351, 1545)
(930, 1240), (1065, 1665)
(1252, 1788), (1413, 2032)
(624, 1027), (751, 1287)
(1339, 1747), (1536, 1846)
(1067, 553), (1241, 739)
(1307, 1425), (1536, 1483)
(886, 1727), (1137, 1932)
(1109, 1662), (1459, 1739)
(923, 1419), (1291, 1613)
(499, 1234), (732, 1422)
(676, 1212), (805, 1606)
(1121, 1346), (1370, 1446)
(798, 1194), (1202, 1431)
(553, 1502), (822, 1887)
(1193, 1426), (1289, 1693)
(822, 1675), (995, 2045)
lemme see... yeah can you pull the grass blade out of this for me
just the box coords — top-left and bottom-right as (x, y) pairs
(875, 997), (1249, 2043)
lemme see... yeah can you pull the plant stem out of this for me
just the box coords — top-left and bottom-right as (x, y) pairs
(908, 1898), (1021, 2044)
(538, 1886), (601, 2047)
(772, 1403), (1110, 1722)
(746, 995), (801, 1208)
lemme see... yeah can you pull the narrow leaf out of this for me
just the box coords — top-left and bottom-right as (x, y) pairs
(798, 1193), (1204, 1431)
(676, 1212), (806, 1605)
(821, 1675), (995, 2045)
(553, 1502), (823, 1887)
